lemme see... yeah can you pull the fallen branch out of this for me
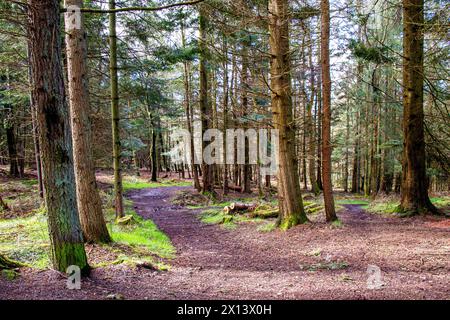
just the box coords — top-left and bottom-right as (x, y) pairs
(223, 202), (257, 214)
(0, 254), (25, 270)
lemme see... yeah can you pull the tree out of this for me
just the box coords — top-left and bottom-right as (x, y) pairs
(268, 0), (307, 229)
(320, 0), (337, 222)
(181, 20), (201, 191)
(109, 0), (124, 218)
(27, 0), (88, 273)
(398, 0), (438, 215)
(199, 6), (213, 194)
(64, 0), (111, 243)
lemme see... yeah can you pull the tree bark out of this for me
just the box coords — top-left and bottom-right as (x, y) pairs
(27, 0), (88, 273)
(222, 35), (229, 195)
(320, 0), (337, 222)
(109, 0), (124, 218)
(199, 6), (213, 193)
(181, 23), (201, 191)
(399, 0), (438, 214)
(64, 0), (111, 243)
(269, 0), (307, 229)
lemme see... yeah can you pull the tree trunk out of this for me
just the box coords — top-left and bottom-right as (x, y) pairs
(269, 0), (307, 229)
(181, 23), (201, 191)
(108, 0), (124, 218)
(27, 41), (44, 198)
(399, 0), (437, 214)
(64, 0), (111, 243)
(241, 36), (251, 194)
(222, 35), (229, 195)
(27, 0), (88, 273)
(6, 126), (19, 177)
(320, 0), (337, 222)
(316, 79), (323, 190)
(150, 115), (158, 182)
(307, 28), (320, 195)
(199, 7), (213, 193)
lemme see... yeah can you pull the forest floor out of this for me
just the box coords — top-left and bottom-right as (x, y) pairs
(0, 173), (449, 300)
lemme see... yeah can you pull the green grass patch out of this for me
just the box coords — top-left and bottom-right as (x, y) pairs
(105, 198), (175, 259)
(0, 209), (50, 269)
(336, 199), (369, 206)
(367, 201), (399, 215)
(430, 196), (450, 208)
(257, 221), (276, 232)
(20, 179), (39, 187)
(122, 177), (191, 191)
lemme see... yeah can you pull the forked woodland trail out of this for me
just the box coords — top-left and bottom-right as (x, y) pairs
(125, 187), (449, 299)
(1, 186), (448, 300)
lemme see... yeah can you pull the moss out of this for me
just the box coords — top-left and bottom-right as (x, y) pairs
(107, 207), (175, 259)
(199, 207), (266, 229)
(331, 219), (343, 228)
(1, 269), (19, 280)
(52, 242), (89, 275)
(279, 213), (308, 230)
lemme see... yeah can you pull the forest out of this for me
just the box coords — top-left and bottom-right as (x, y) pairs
(0, 0), (449, 301)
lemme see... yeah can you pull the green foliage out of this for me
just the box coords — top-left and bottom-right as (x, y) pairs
(349, 40), (393, 64)
(292, 6), (320, 20)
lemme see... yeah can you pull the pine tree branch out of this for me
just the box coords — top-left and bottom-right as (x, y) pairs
(61, 0), (205, 14)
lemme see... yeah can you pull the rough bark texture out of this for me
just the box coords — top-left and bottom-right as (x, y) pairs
(399, 0), (437, 215)
(64, 0), (111, 243)
(268, 0), (307, 229)
(320, 0), (337, 222)
(27, 0), (88, 273)
(109, 0), (124, 218)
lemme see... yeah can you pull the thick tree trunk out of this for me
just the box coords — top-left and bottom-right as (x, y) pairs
(320, 0), (337, 222)
(27, 0), (88, 273)
(109, 0), (124, 218)
(399, 0), (437, 214)
(64, 0), (111, 243)
(269, 0), (307, 229)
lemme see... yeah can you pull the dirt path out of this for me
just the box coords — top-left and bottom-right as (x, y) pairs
(1, 187), (449, 300)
